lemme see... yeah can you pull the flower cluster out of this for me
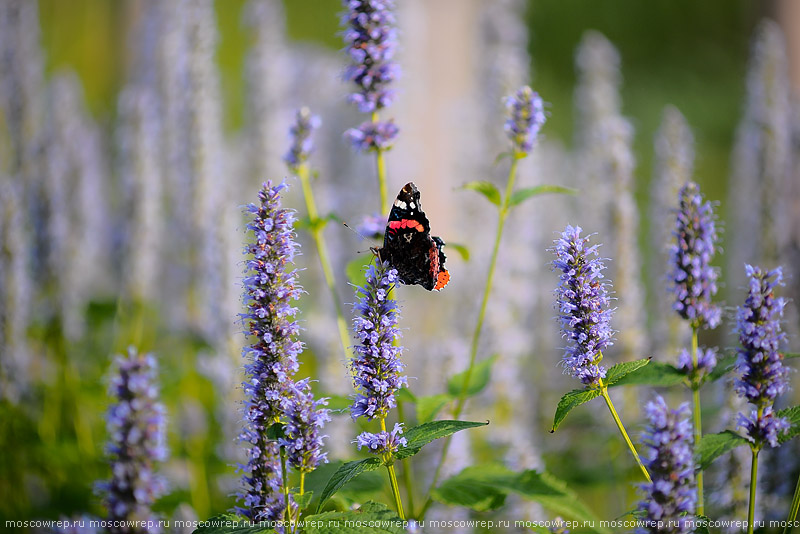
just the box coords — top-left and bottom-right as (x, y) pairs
(341, 0), (399, 151)
(237, 181), (303, 521)
(551, 226), (614, 386)
(355, 423), (407, 455)
(98, 348), (167, 533)
(668, 181), (721, 330)
(279, 378), (331, 473)
(284, 107), (321, 171)
(677, 346), (717, 382)
(734, 265), (790, 447)
(350, 260), (407, 421)
(504, 85), (546, 155)
(635, 396), (695, 534)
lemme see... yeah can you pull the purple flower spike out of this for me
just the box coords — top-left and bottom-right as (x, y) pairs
(237, 181), (303, 521)
(734, 265), (790, 448)
(98, 348), (167, 534)
(341, 0), (399, 114)
(349, 260), (407, 421)
(635, 396), (696, 534)
(551, 226), (614, 386)
(677, 346), (717, 381)
(504, 85), (546, 155)
(668, 181), (721, 330)
(284, 107), (321, 171)
(346, 119), (399, 152)
(279, 379), (331, 473)
(355, 423), (407, 455)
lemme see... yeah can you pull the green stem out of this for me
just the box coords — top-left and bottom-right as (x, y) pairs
(419, 155), (522, 519)
(691, 327), (704, 516)
(297, 163), (352, 361)
(748, 446), (760, 534)
(396, 401), (415, 516)
(785, 471), (800, 534)
(371, 111), (389, 215)
(381, 418), (405, 519)
(600, 385), (651, 482)
(280, 446), (291, 528)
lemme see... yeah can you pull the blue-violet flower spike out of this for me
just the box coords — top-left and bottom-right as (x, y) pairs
(677, 346), (717, 381)
(350, 260), (407, 420)
(98, 347), (167, 534)
(279, 378), (331, 473)
(635, 396), (696, 534)
(237, 181), (303, 521)
(284, 107), (321, 172)
(345, 119), (399, 152)
(734, 264), (790, 448)
(551, 225), (614, 386)
(504, 85), (546, 155)
(668, 181), (721, 330)
(355, 423), (407, 455)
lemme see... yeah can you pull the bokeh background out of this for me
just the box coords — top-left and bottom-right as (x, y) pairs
(2, 0), (800, 531)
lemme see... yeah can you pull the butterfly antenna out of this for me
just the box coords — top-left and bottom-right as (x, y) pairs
(343, 222), (368, 241)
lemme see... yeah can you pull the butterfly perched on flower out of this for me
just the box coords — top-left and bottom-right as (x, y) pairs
(374, 182), (450, 291)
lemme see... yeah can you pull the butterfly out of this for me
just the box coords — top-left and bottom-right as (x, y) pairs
(374, 182), (450, 291)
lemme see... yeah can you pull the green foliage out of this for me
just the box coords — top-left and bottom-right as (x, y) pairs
(346, 254), (376, 286)
(304, 502), (405, 534)
(432, 465), (609, 533)
(777, 405), (800, 445)
(395, 420), (488, 460)
(191, 513), (274, 534)
(507, 185), (577, 208)
(551, 388), (602, 432)
(462, 181), (501, 206)
(317, 458), (382, 512)
(609, 360), (685, 387)
(447, 354), (497, 397)
(415, 394), (452, 424)
(708, 353), (738, 382)
(445, 242), (470, 261)
(604, 358), (651, 386)
(696, 431), (749, 470)
(293, 492), (314, 510)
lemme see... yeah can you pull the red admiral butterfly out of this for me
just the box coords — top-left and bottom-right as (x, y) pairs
(375, 182), (450, 291)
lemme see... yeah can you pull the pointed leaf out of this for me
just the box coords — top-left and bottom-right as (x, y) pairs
(304, 502), (405, 534)
(777, 405), (800, 444)
(346, 254), (375, 286)
(493, 151), (512, 165)
(461, 181), (501, 206)
(432, 465), (511, 511)
(416, 394), (453, 424)
(785, 352), (800, 359)
(551, 388), (602, 432)
(446, 242), (470, 261)
(697, 431), (749, 470)
(395, 387), (416, 404)
(395, 420), (488, 460)
(508, 185), (577, 208)
(317, 457), (382, 511)
(293, 491), (314, 510)
(708, 353), (738, 382)
(447, 354), (497, 397)
(609, 360), (686, 388)
(604, 358), (652, 386)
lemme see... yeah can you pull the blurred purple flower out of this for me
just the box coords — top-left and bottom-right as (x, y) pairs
(355, 423), (407, 455)
(279, 378), (331, 473)
(346, 119), (399, 152)
(97, 347), (167, 534)
(668, 181), (721, 330)
(677, 346), (717, 381)
(635, 396), (695, 534)
(504, 85), (546, 155)
(341, 0), (399, 114)
(357, 212), (385, 239)
(551, 225), (613, 386)
(350, 260), (407, 420)
(237, 181), (303, 521)
(284, 107), (321, 171)
(734, 265), (790, 447)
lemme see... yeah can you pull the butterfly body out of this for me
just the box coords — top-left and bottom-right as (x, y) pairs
(375, 182), (450, 291)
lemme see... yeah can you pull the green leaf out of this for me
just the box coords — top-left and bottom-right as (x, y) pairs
(395, 387), (416, 405)
(604, 358), (652, 386)
(508, 185), (578, 208)
(785, 352), (800, 359)
(324, 395), (352, 413)
(304, 502), (405, 534)
(192, 513), (275, 533)
(493, 151), (512, 165)
(610, 360), (686, 388)
(346, 254), (375, 286)
(778, 405), (800, 444)
(694, 515), (712, 534)
(317, 458), (382, 511)
(416, 394), (453, 424)
(265, 422), (285, 441)
(697, 431), (749, 470)
(708, 353), (738, 382)
(395, 420), (488, 460)
(551, 388), (602, 432)
(447, 354), (497, 397)
(461, 181), (501, 206)
(293, 491), (314, 510)
(445, 242), (470, 261)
